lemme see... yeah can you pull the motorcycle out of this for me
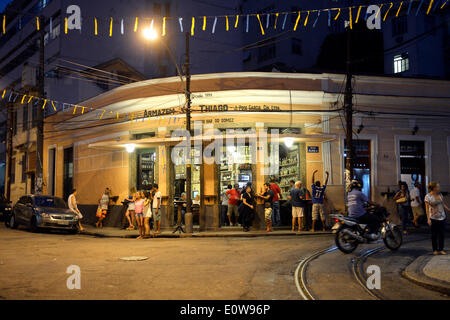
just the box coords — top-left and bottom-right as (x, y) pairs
(330, 204), (403, 254)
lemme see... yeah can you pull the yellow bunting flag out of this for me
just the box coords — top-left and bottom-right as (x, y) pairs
(42, 99), (47, 110)
(356, 6), (362, 23)
(21, 95), (27, 104)
(100, 110), (106, 119)
(73, 105), (77, 114)
(36, 17), (40, 30)
(304, 11), (310, 26)
(109, 18), (113, 37)
(293, 12), (300, 30)
(334, 8), (341, 20)
(94, 18), (98, 35)
(191, 17), (195, 35)
(376, 4), (383, 18)
(162, 17), (166, 36)
(226, 16), (229, 31)
(349, 7), (353, 29)
(27, 96), (33, 103)
(65, 17), (68, 34)
(274, 13), (279, 29)
(2, 15), (5, 34)
(256, 14), (265, 35)
(51, 101), (56, 111)
(426, 0), (434, 14)
(81, 106), (85, 114)
(235, 15), (239, 28)
(134, 17), (138, 32)
(117, 112), (119, 120)
(396, 2), (404, 17)
(384, 3), (393, 21)
(202, 16), (206, 30)
(441, 0), (448, 9)
(1, 90), (5, 99)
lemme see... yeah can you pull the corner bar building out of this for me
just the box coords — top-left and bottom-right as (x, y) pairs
(43, 72), (450, 230)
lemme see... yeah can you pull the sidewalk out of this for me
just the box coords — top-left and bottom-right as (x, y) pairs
(402, 253), (450, 295)
(80, 225), (331, 239)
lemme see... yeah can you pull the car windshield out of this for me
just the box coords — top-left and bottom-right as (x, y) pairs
(34, 196), (67, 208)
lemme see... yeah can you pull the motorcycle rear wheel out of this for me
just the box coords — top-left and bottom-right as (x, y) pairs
(383, 225), (403, 251)
(335, 226), (359, 254)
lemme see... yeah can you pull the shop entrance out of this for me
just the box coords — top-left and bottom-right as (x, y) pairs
(219, 144), (254, 226)
(399, 140), (425, 191)
(345, 139), (372, 199)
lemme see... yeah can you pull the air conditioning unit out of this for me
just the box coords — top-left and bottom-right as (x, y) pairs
(22, 65), (37, 88)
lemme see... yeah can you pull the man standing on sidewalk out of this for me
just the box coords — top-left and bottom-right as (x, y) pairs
(311, 170), (329, 232)
(289, 181), (305, 232)
(410, 181), (424, 227)
(270, 177), (283, 227)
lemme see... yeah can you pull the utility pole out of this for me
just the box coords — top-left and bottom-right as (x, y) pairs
(6, 97), (13, 202)
(344, 24), (354, 190)
(183, 32), (193, 233)
(36, 15), (45, 194)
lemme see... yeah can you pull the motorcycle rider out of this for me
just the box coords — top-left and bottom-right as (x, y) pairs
(347, 180), (379, 240)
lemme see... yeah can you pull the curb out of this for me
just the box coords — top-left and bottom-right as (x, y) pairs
(401, 255), (450, 296)
(79, 230), (332, 239)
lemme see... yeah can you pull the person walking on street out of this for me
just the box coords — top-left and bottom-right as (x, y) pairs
(257, 183), (275, 232)
(68, 189), (84, 231)
(311, 170), (329, 232)
(240, 185), (255, 232)
(152, 184), (162, 234)
(95, 188), (110, 228)
(425, 182), (449, 255)
(394, 182), (411, 235)
(289, 181), (305, 232)
(226, 183), (240, 226)
(270, 177), (283, 226)
(410, 181), (425, 227)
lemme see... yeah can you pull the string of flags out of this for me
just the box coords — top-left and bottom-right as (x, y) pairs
(0, 88), (185, 123)
(1, 0), (448, 37)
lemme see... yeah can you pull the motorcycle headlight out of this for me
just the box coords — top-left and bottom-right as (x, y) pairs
(5, 207), (11, 211)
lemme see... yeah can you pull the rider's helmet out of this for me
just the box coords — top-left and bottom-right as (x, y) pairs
(350, 180), (363, 191)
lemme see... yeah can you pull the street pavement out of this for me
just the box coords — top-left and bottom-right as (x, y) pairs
(0, 224), (331, 300)
(0, 224), (448, 300)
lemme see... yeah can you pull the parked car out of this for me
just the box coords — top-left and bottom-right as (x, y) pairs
(7, 195), (78, 233)
(0, 194), (12, 221)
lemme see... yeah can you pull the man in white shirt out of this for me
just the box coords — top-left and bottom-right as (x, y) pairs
(68, 189), (84, 231)
(410, 181), (424, 227)
(152, 184), (162, 234)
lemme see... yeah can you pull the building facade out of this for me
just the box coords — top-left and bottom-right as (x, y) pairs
(40, 72), (450, 230)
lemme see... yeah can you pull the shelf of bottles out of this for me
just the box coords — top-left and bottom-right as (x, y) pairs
(138, 152), (155, 191)
(174, 147), (201, 197)
(219, 145), (253, 192)
(278, 146), (300, 199)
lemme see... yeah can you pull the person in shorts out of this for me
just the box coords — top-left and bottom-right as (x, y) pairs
(95, 188), (110, 228)
(410, 181), (424, 227)
(257, 183), (274, 232)
(289, 181), (305, 232)
(152, 184), (162, 234)
(311, 170), (329, 231)
(126, 188), (136, 230)
(134, 192), (145, 239)
(68, 189), (84, 231)
(143, 190), (152, 238)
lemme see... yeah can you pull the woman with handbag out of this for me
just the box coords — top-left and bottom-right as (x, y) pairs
(394, 182), (411, 235)
(425, 182), (449, 255)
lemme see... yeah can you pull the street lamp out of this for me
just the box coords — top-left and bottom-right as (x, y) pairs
(142, 30), (193, 233)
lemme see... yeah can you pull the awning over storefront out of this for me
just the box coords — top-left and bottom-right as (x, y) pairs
(88, 133), (337, 151)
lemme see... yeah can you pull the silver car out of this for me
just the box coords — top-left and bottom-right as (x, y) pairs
(9, 195), (79, 233)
